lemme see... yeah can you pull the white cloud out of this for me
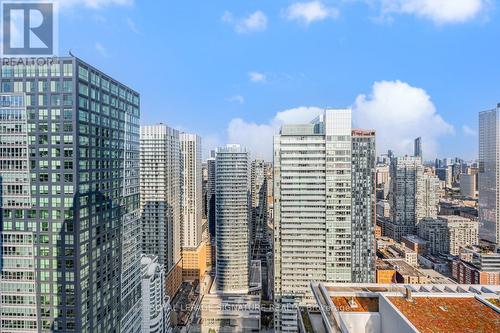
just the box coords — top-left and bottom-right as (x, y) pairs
(274, 106), (324, 124)
(221, 11), (234, 23)
(227, 106), (323, 159)
(126, 18), (140, 34)
(95, 42), (110, 57)
(284, 1), (340, 25)
(202, 133), (223, 159)
(221, 82), (454, 160)
(59, 0), (133, 9)
(462, 125), (477, 136)
(227, 119), (277, 159)
(222, 10), (268, 33)
(380, 0), (488, 24)
(226, 95), (245, 104)
(249, 71), (266, 83)
(353, 80), (454, 159)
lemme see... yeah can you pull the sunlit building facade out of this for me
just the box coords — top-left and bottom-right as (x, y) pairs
(215, 144), (250, 293)
(140, 124), (183, 298)
(0, 58), (142, 332)
(273, 109), (376, 332)
(479, 107), (500, 245)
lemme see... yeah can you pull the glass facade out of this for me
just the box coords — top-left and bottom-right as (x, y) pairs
(0, 58), (141, 333)
(351, 130), (376, 283)
(479, 108), (500, 245)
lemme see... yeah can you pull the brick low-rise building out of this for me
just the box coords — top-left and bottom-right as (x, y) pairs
(182, 240), (209, 282)
(452, 244), (500, 285)
(402, 234), (428, 256)
(452, 260), (500, 285)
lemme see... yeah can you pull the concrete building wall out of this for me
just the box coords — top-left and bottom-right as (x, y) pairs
(418, 216), (478, 256)
(182, 240), (208, 281)
(141, 255), (172, 333)
(180, 133), (203, 249)
(389, 157), (438, 241)
(273, 109), (375, 332)
(379, 296), (419, 333)
(140, 124), (182, 274)
(215, 144), (250, 293)
(460, 174), (478, 198)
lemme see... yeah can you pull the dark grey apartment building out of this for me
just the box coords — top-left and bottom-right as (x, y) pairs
(351, 129), (376, 283)
(0, 57), (142, 333)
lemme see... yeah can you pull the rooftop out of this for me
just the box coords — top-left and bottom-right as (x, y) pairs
(388, 296), (500, 333)
(386, 260), (426, 278)
(331, 297), (379, 312)
(311, 283), (500, 333)
(376, 259), (394, 271)
(402, 234), (428, 245)
(487, 298), (500, 307)
(249, 260), (262, 292)
(419, 269), (456, 285)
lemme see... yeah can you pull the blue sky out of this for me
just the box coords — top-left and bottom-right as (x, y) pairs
(58, 0), (499, 160)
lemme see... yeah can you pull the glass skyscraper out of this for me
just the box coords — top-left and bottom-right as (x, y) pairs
(479, 106), (500, 245)
(0, 57), (142, 333)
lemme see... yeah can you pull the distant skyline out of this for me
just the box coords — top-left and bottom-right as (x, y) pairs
(57, 0), (498, 160)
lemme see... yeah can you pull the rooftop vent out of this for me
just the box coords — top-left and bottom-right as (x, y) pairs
(405, 286), (413, 301)
(348, 297), (358, 308)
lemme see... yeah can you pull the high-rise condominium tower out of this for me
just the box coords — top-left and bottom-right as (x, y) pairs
(273, 109), (376, 332)
(0, 58), (142, 333)
(215, 144), (250, 293)
(387, 156), (439, 241)
(250, 159), (266, 243)
(180, 133), (203, 249)
(140, 255), (172, 333)
(479, 106), (500, 245)
(389, 156), (423, 241)
(140, 124), (182, 297)
(206, 152), (216, 240)
(351, 129), (376, 283)
(414, 137), (422, 158)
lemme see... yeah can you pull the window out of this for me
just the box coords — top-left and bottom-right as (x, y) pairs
(63, 95), (73, 106)
(78, 84), (88, 96)
(38, 64), (48, 77)
(50, 80), (61, 93)
(63, 109), (72, 120)
(38, 81), (48, 92)
(2, 81), (13, 92)
(51, 63), (61, 76)
(63, 80), (73, 93)
(78, 66), (89, 81)
(63, 63), (73, 77)
(50, 95), (61, 106)
(38, 94), (47, 106)
(13, 81), (23, 92)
